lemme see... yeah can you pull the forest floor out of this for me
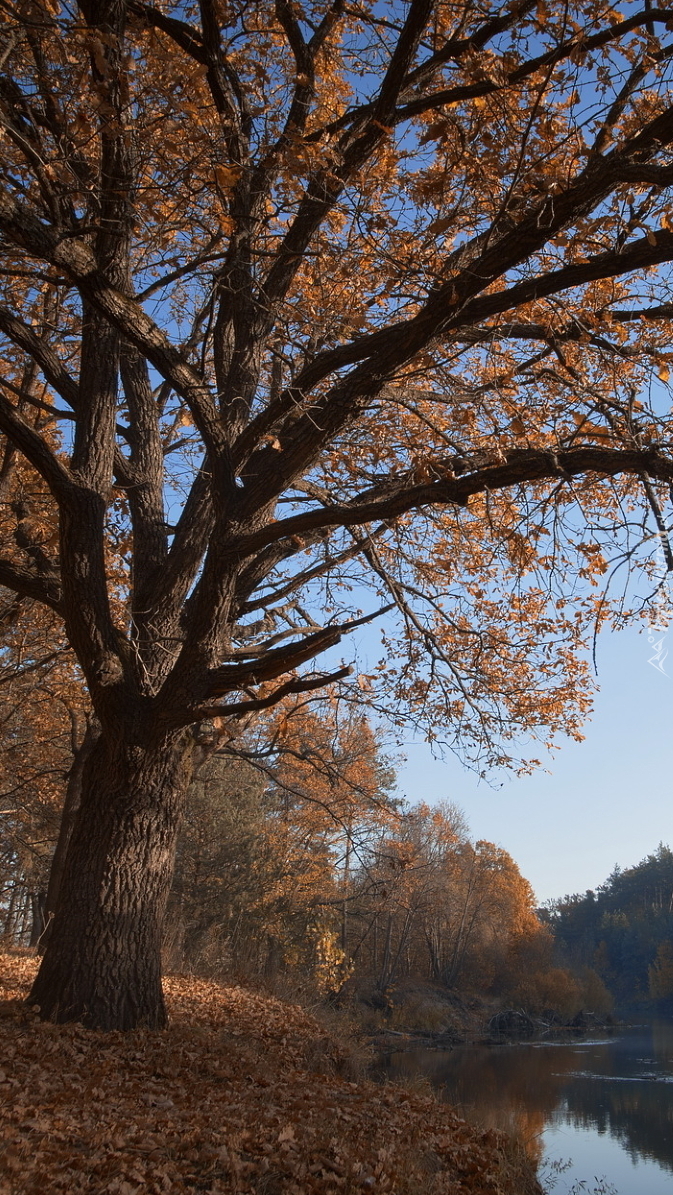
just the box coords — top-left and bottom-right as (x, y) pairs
(0, 952), (542, 1195)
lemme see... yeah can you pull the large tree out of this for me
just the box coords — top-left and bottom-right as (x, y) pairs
(1, 0), (673, 1029)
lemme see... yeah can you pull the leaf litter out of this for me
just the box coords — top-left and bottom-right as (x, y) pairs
(0, 954), (540, 1194)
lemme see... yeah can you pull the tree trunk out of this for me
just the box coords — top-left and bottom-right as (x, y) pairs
(28, 891), (46, 947)
(39, 720), (100, 953)
(28, 728), (193, 1030)
(3, 882), (18, 939)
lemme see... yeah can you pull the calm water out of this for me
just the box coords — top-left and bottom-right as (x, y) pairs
(384, 1022), (673, 1194)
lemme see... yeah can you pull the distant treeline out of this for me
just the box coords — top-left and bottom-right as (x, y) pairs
(543, 845), (673, 1012)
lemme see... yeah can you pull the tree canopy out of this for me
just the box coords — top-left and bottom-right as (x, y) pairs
(1, 0), (673, 1027)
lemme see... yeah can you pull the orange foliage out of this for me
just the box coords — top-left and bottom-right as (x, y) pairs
(0, 0), (672, 765)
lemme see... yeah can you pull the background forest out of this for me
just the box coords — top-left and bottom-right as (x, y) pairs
(546, 844), (673, 1013)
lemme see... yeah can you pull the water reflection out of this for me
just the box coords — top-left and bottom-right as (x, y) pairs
(384, 1021), (673, 1187)
(554, 1027), (673, 1173)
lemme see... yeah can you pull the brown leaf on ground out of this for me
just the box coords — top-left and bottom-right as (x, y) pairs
(0, 954), (540, 1194)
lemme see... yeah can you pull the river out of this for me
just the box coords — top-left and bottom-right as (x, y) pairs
(384, 1021), (673, 1194)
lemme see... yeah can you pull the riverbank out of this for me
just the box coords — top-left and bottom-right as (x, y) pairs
(358, 982), (614, 1054)
(0, 953), (541, 1194)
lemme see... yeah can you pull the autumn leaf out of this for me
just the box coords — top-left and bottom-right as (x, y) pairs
(428, 215), (455, 236)
(214, 164), (242, 192)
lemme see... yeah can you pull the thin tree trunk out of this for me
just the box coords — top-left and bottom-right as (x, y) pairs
(18, 890), (31, 944)
(372, 912), (377, 974)
(4, 882), (18, 939)
(28, 891), (46, 947)
(424, 926), (441, 982)
(378, 912), (393, 992)
(28, 728), (192, 1030)
(386, 908), (414, 989)
(341, 832), (351, 956)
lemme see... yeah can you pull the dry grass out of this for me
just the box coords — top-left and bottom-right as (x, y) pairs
(388, 997), (450, 1033)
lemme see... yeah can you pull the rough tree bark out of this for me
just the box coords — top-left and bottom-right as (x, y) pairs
(29, 729), (192, 1029)
(38, 720), (99, 954)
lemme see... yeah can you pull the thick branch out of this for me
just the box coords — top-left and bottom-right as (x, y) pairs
(232, 446), (673, 557)
(194, 664), (353, 720)
(128, 2), (206, 62)
(204, 604), (395, 696)
(0, 193), (224, 454)
(611, 302), (673, 321)
(120, 346), (169, 623)
(0, 557), (62, 611)
(322, 7), (673, 133)
(235, 222), (673, 487)
(0, 390), (74, 496)
(0, 304), (80, 409)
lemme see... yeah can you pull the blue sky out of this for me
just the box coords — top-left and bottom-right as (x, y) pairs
(395, 622), (673, 905)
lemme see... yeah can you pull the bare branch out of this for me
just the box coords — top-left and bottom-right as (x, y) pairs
(194, 664), (353, 720)
(203, 604), (395, 698)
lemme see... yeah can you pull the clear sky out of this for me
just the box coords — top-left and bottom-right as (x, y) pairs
(395, 623), (673, 906)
